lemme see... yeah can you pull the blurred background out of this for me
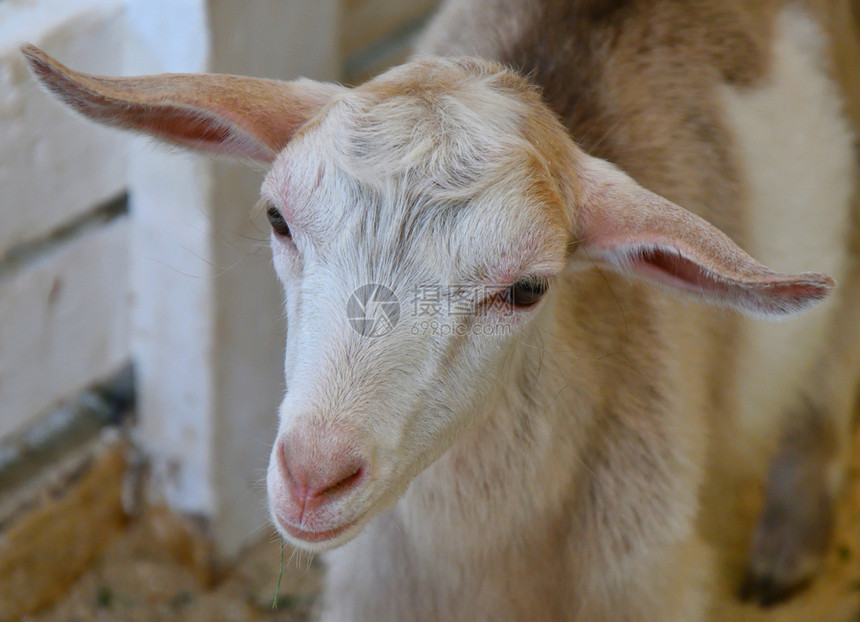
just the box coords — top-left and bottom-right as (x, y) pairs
(0, 0), (438, 619)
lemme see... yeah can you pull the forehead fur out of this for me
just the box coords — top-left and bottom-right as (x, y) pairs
(263, 57), (577, 275)
(338, 58), (539, 196)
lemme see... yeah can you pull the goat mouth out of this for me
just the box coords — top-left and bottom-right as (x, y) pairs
(276, 514), (363, 544)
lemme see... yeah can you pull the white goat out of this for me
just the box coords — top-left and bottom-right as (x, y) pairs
(22, 0), (860, 619)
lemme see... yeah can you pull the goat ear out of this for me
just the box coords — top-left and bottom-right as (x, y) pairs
(572, 157), (834, 318)
(21, 44), (343, 162)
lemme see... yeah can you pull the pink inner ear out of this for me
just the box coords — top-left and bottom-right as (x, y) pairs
(587, 236), (835, 317)
(575, 157), (834, 318)
(124, 109), (232, 144)
(618, 245), (833, 316)
(626, 246), (716, 293)
(123, 106), (272, 160)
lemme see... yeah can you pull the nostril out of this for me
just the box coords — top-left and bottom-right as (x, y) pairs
(278, 437), (368, 510)
(319, 464), (365, 497)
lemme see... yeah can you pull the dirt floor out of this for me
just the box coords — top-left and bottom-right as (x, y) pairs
(25, 435), (860, 622)
(24, 508), (324, 622)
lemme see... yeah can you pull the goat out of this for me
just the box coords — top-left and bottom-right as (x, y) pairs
(22, 0), (860, 619)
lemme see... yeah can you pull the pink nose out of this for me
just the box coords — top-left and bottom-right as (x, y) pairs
(277, 432), (368, 522)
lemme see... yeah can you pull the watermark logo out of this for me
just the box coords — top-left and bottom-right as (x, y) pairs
(346, 283), (515, 338)
(347, 284), (400, 337)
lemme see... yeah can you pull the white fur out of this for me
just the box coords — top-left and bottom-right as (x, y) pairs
(723, 7), (856, 451)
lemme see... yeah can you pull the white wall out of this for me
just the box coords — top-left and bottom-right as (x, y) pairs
(0, 0), (130, 439)
(1, 0), (439, 558)
(125, 0), (340, 557)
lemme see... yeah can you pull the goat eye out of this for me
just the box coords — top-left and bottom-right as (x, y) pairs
(502, 278), (549, 308)
(267, 206), (292, 238)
